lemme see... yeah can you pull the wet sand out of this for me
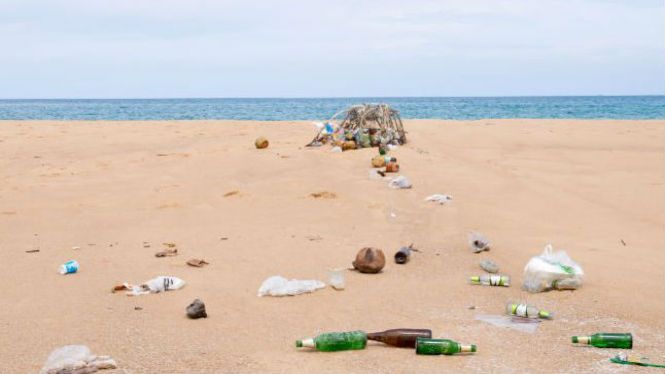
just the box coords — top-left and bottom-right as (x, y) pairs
(1, 119), (663, 373)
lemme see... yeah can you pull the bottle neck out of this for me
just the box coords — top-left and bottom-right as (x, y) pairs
(576, 336), (590, 344)
(299, 338), (315, 348)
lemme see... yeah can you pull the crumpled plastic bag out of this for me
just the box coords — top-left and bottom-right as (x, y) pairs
(122, 276), (186, 296)
(424, 194), (453, 204)
(40, 345), (117, 374)
(257, 275), (325, 297)
(388, 176), (412, 189)
(522, 244), (584, 293)
(468, 231), (490, 253)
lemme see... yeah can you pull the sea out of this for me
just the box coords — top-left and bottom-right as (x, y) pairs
(0, 96), (663, 121)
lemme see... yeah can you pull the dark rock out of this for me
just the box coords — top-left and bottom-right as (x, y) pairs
(186, 299), (207, 319)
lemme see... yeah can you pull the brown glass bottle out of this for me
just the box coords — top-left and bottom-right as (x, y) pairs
(367, 328), (432, 348)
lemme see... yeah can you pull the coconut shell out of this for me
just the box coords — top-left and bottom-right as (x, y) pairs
(352, 247), (385, 273)
(342, 141), (357, 151)
(255, 137), (269, 149)
(371, 155), (386, 168)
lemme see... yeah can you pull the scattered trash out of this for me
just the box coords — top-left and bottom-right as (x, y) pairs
(367, 329), (432, 348)
(305, 235), (323, 241)
(388, 176), (412, 189)
(475, 314), (540, 333)
(425, 194), (453, 205)
(310, 191), (337, 199)
(296, 331), (367, 351)
(186, 258), (209, 267)
(469, 274), (510, 286)
(572, 333), (632, 349)
(522, 244), (584, 293)
(385, 162), (400, 173)
(620, 239), (627, 246)
(114, 276), (186, 296)
(416, 338), (476, 355)
(468, 305), (476, 310)
(58, 260), (79, 275)
(162, 242), (176, 247)
(506, 302), (552, 319)
(257, 276), (325, 297)
(39, 345), (116, 374)
(134, 306), (142, 311)
(342, 140), (357, 151)
(331, 146), (342, 153)
(468, 232), (490, 253)
(223, 190), (240, 197)
(142, 242), (151, 248)
(26, 249), (40, 253)
(352, 247), (386, 273)
(328, 269), (345, 290)
(255, 136), (269, 149)
(71, 246), (80, 250)
(610, 353), (665, 368)
(394, 244), (415, 264)
(479, 258), (499, 273)
(306, 104), (406, 148)
(186, 298), (207, 319)
(155, 248), (178, 257)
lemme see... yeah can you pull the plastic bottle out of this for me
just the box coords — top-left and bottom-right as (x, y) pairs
(469, 274), (509, 287)
(505, 302), (552, 319)
(572, 333), (632, 349)
(58, 260), (79, 275)
(367, 328), (432, 348)
(415, 338), (477, 355)
(296, 331), (367, 352)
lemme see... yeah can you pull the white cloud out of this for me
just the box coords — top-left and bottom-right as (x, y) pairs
(0, 0), (663, 97)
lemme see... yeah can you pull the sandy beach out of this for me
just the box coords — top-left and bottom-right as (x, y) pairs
(1, 119), (663, 373)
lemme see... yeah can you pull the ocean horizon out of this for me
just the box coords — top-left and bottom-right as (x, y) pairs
(0, 96), (663, 121)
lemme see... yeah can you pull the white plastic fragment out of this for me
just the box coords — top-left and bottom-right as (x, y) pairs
(257, 275), (325, 297)
(424, 194), (453, 204)
(468, 232), (490, 253)
(40, 345), (117, 374)
(388, 176), (412, 189)
(331, 146), (342, 153)
(475, 314), (540, 334)
(124, 276), (186, 296)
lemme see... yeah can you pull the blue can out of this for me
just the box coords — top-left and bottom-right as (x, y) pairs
(59, 260), (79, 274)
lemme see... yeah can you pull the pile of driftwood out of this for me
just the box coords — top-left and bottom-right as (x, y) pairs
(307, 104), (406, 148)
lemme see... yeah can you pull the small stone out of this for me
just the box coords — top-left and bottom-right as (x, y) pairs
(352, 247), (385, 273)
(254, 137), (269, 149)
(468, 305), (476, 310)
(479, 258), (499, 273)
(187, 299), (207, 319)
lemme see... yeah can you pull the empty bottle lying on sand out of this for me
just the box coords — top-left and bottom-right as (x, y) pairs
(415, 338), (477, 355)
(296, 331), (367, 352)
(505, 302), (552, 319)
(367, 328), (432, 348)
(469, 274), (510, 287)
(572, 333), (632, 349)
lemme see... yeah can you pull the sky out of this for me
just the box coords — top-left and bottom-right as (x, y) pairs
(1, 0), (663, 98)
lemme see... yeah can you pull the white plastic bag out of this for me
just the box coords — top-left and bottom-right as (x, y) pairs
(388, 176), (412, 189)
(257, 275), (325, 297)
(522, 244), (584, 293)
(40, 345), (117, 374)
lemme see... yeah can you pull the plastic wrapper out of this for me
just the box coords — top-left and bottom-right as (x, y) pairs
(257, 275), (325, 297)
(522, 244), (583, 293)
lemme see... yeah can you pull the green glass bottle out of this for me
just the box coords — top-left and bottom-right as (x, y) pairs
(296, 331), (367, 352)
(572, 333), (632, 349)
(415, 337), (477, 355)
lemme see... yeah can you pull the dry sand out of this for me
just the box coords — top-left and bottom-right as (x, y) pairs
(0, 119), (663, 373)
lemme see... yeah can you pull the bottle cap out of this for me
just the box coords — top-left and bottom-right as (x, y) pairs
(469, 276), (480, 284)
(538, 310), (552, 319)
(295, 340), (302, 347)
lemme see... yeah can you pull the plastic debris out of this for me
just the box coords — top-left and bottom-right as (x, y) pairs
(257, 276), (325, 297)
(479, 258), (499, 273)
(58, 260), (79, 275)
(114, 276), (186, 296)
(155, 248), (178, 257)
(331, 146), (342, 153)
(388, 176), (412, 189)
(352, 247), (386, 273)
(610, 353), (665, 368)
(468, 232), (490, 253)
(425, 194), (453, 205)
(186, 299), (207, 319)
(475, 314), (540, 333)
(39, 345), (116, 374)
(522, 244), (584, 293)
(328, 269), (345, 290)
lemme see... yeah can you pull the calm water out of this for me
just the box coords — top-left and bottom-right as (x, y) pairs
(0, 96), (663, 120)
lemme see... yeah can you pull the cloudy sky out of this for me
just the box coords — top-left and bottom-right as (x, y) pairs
(1, 0), (663, 98)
